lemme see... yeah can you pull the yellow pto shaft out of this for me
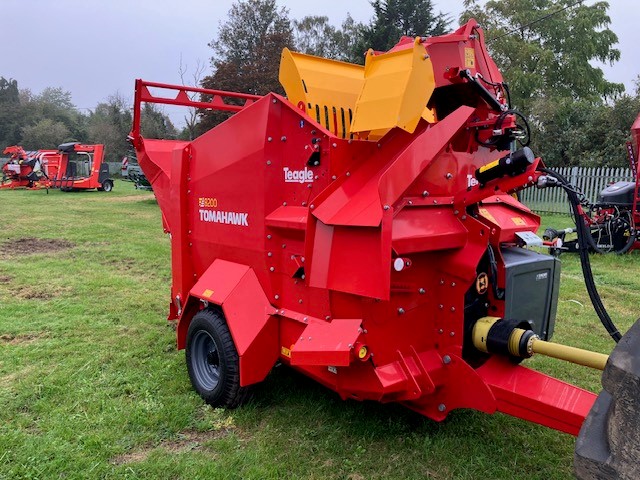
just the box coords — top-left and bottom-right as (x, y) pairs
(473, 316), (608, 370)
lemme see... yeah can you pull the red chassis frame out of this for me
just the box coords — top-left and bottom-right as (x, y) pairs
(129, 20), (596, 436)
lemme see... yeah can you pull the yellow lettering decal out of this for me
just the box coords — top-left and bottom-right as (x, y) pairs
(202, 289), (214, 298)
(512, 217), (526, 226)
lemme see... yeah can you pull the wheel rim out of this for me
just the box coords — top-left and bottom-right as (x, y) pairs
(191, 330), (221, 390)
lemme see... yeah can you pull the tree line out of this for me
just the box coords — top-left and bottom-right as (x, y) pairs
(1, 0), (638, 167)
(0, 78), (177, 162)
(201, 0), (639, 168)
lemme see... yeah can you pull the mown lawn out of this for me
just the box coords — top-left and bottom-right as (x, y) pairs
(0, 182), (638, 479)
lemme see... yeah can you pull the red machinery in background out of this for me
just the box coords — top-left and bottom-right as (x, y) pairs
(544, 111), (640, 254)
(50, 142), (114, 192)
(129, 20), (640, 477)
(2, 143), (114, 192)
(1, 145), (62, 189)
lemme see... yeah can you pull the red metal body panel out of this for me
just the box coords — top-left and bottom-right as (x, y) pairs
(129, 20), (600, 437)
(51, 143), (108, 191)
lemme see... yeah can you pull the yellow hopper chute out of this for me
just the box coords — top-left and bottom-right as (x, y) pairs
(279, 38), (436, 141)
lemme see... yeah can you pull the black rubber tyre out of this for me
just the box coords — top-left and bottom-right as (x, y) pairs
(185, 309), (252, 408)
(101, 179), (113, 192)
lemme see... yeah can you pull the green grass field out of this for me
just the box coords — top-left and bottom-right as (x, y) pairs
(1, 181), (638, 479)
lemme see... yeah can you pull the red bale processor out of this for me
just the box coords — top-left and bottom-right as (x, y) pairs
(129, 20), (640, 477)
(1, 145), (62, 189)
(50, 142), (114, 192)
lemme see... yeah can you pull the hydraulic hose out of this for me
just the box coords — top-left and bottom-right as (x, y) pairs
(539, 167), (622, 342)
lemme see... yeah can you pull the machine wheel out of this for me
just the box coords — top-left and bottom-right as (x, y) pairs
(575, 318), (640, 479)
(185, 309), (251, 408)
(101, 179), (114, 192)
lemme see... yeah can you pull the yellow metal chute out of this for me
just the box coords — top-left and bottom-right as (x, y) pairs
(278, 38), (436, 141)
(351, 38), (436, 139)
(279, 48), (364, 138)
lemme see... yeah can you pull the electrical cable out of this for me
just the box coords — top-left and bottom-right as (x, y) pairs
(540, 167), (622, 342)
(489, 0), (585, 43)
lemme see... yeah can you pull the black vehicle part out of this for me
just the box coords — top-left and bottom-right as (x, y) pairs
(185, 308), (252, 408)
(539, 167), (622, 342)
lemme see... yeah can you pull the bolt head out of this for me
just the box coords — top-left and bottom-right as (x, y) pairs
(438, 404), (446, 412)
(443, 355), (451, 364)
(398, 308), (405, 315)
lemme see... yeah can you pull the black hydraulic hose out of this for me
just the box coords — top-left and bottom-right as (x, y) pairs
(540, 167), (622, 342)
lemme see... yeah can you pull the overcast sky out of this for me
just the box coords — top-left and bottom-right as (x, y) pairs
(2, 0), (636, 129)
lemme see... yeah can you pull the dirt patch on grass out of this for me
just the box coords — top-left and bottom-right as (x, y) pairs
(111, 429), (232, 465)
(0, 237), (75, 257)
(0, 332), (48, 345)
(0, 274), (13, 284)
(16, 284), (71, 300)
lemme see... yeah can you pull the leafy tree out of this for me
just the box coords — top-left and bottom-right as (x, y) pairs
(21, 118), (71, 149)
(140, 103), (177, 140)
(358, 0), (450, 53)
(198, 0), (294, 132)
(461, 0), (624, 112)
(294, 15), (365, 63)
(86, 93), (132, 161)
(0, 77), (22, 148)
(532, 85), (640, 167)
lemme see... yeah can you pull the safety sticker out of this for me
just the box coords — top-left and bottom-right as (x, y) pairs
(281, 346), (292, 358)
(511, 217), (526, 226)
(476, 272), (489, 295)
(478, 208), (497, 225)
(202, 289), (214, 298)
(464, 47), (475, 69)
